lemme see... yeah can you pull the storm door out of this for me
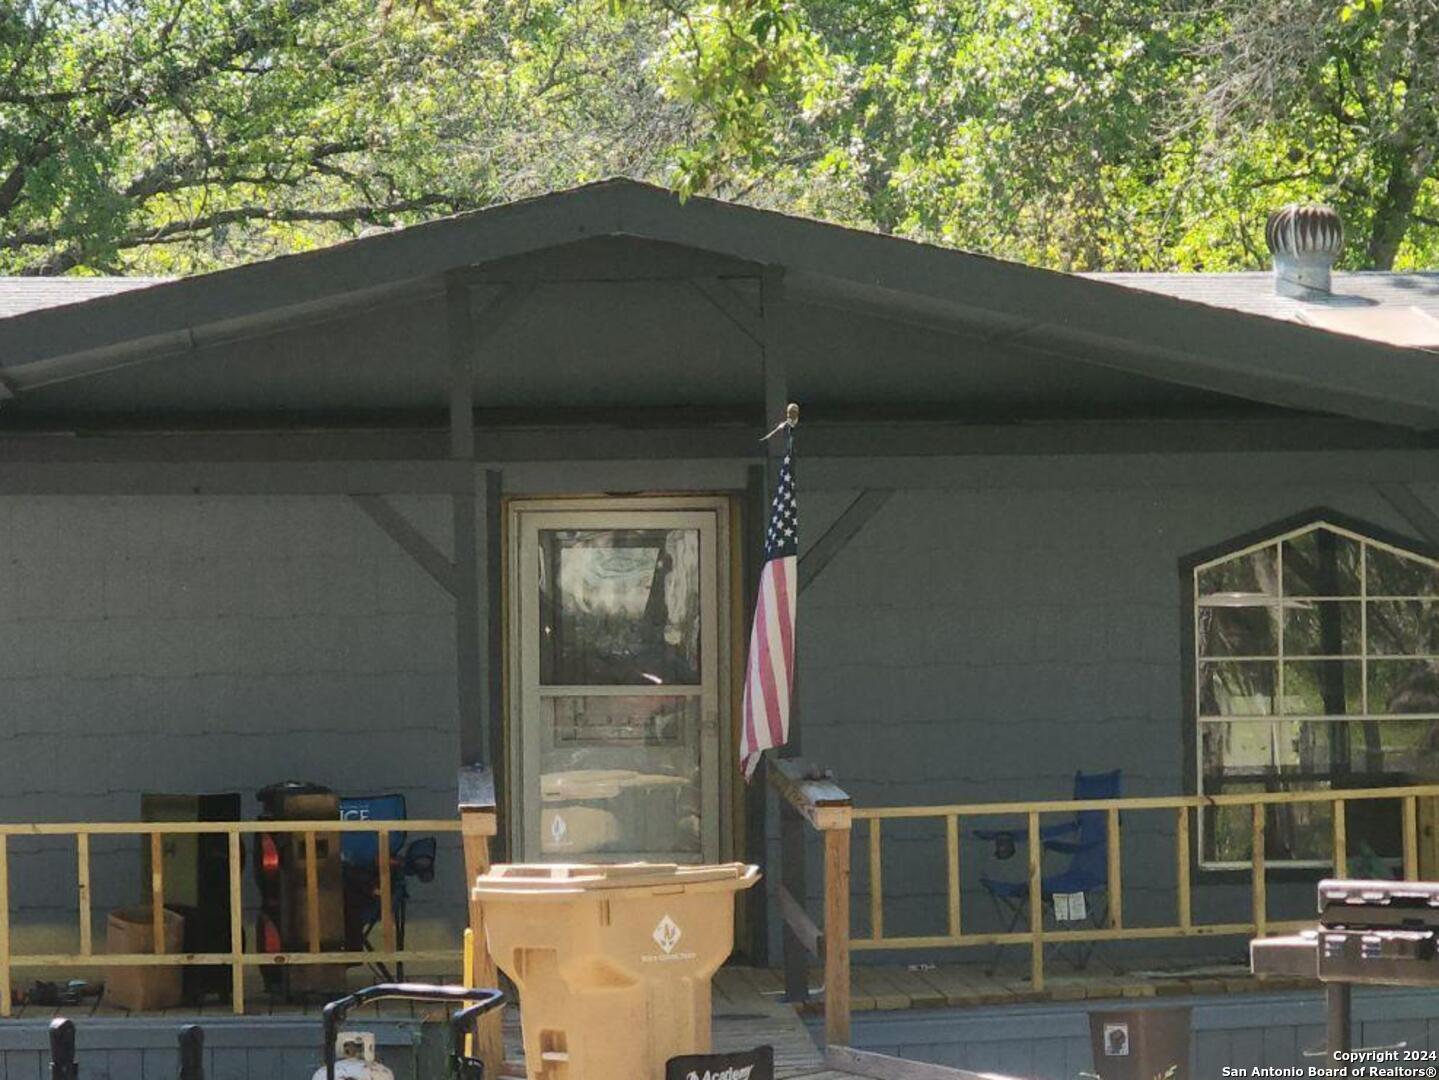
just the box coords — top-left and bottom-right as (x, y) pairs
(510, 499), (727, 863)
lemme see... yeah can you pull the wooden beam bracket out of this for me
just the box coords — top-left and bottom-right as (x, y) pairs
(690, 277), (764, 346)
(798, 490), (894, 594)
(776, 882), (824, 960)
(1376, 481), (1439, 548)
(351, 493), (458, 598)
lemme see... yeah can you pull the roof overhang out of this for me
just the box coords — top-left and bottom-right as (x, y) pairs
(2, 179), (1438, 429)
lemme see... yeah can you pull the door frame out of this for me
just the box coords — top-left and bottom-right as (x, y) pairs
(504, 495), (734, 863)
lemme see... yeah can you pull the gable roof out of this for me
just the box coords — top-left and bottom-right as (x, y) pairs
(3, 179), (1439, 429)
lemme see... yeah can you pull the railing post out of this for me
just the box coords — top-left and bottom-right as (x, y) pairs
(946, 814), (961, 940)
(780, 799), (809, 1004)
(1106, 808), (1122, 930)
(1252, 803), (1267, 938)
(378, 827), (396, 953)
(868, 819), (883, 942)
(228, 831), (245, 1015)
(1403, 797), (1419, 879)
(459, 766), (503, 1078)
(304, 830), (321, 953)
(1176, 806), (1191, 931)
(1332, 798), (1347, 877)
(824, 822), (851, 1048)
(0, 834), (11, 1018)
(76, 834), (91, 958)
(1028, 811), (1043, 990)
(150, 832), (166, 955)
(767, 759), (852, 1048)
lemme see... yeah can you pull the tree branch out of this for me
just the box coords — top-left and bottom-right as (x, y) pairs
(18, 195), (465, 275)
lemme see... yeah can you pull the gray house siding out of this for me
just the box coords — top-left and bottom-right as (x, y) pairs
(0, 493), (465, 955)
(0, 449), (1433, 967)
(781, 450), (1439, 959)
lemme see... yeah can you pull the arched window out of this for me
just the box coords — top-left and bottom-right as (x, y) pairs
(1193, 519), (1439, 869)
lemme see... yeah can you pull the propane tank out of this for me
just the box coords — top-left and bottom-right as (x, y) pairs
(311, 1032), (394, 1080)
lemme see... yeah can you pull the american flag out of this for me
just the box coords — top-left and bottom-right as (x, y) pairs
(741, 431), (797, 780)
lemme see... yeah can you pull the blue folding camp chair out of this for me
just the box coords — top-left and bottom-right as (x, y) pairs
(339, 794), (436, 982)
(973, 769), (1121, 975)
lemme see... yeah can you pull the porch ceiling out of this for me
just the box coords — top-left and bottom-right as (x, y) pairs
(1, 180), (1436, 429)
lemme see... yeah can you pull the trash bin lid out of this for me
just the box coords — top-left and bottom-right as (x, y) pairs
(473, 861), (759, 897)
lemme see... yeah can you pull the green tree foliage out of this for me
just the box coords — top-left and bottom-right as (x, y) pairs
(5, 0), (1439, 275)
(663, 0), (1439, 271)
(0, 0), (690, 274)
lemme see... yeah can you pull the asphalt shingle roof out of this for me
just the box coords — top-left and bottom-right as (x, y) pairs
(0, 276), (169, 320)
(1085, 270), (1439, 321)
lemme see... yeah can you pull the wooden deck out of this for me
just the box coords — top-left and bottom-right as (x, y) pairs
(710, 968), (853, 1079)
(3, 961), (1316, 1024)
(829, 960), (1317, 1012)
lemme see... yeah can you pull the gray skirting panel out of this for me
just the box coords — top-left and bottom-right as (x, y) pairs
(0, 1016), (432, 1080)
(818, 988), (1439, 1080)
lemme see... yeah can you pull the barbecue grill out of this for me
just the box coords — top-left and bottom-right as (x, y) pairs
(1251, 879), (1439, 1058)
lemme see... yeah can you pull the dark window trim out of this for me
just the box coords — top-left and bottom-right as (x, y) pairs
(1178, 505), (1439, 882)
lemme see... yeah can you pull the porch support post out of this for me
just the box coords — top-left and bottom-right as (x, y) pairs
(448, 281), (525, 1079)
(482, 468), (506, 857)
(760, 265), (791, 752)
(742, 465), (771, 964)
(448, 283), (531, 766)
(760, 266), (811, 1003)
(447, 273), (484, 765)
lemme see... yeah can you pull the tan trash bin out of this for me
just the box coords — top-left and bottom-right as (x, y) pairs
(473, 861), (760, 1080)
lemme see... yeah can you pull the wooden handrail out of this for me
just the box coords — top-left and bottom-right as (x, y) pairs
(0, 817), (465, 1018)
(0, 819), (462, 835)
(770, 758), (853, 830)
(767, 757), (852, 1048)
(849, 782), (1439, 819)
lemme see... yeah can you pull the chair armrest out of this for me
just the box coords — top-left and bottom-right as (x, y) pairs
(972, 820), (1080, 844)
(972, 827), (1022, 842)
(1044, 837), (1103, 856)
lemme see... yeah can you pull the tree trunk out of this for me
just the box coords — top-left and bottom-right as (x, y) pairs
(1366, 142), (1435, 270)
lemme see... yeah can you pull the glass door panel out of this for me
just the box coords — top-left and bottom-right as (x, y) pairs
(537, 694), (701, 859)
(513, 505), (725, 864)
(538, 528), (702, 686)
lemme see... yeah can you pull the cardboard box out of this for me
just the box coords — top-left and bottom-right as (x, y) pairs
(106, 906), (185, 1011)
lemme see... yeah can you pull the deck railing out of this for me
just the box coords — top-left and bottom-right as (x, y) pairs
(772, 769), (1439, 1042)
(0, 817), (467, 1018)
(852, 783), (1439, 991)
